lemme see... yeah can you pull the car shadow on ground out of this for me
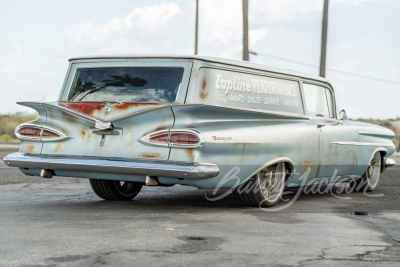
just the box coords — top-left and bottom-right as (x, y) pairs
(17, 181), (397, 215)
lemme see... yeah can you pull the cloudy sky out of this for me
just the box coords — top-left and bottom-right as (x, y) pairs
(1, 0), (399, 119)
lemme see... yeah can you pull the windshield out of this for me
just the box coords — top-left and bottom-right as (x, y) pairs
(68, 67), (184, 103)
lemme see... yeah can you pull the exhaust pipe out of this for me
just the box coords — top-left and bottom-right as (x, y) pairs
(40, 169), (54, 178)
(145, 175), (159, 186)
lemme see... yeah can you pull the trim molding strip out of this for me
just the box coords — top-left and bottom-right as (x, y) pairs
(332, 141), (393, 147)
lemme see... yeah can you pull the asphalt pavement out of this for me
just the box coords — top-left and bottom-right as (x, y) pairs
(1, 146), (399, 266)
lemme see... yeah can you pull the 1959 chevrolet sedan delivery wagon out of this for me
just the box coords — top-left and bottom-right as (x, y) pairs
(3, 55), (397, 207)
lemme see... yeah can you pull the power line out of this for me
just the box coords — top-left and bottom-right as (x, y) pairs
(252, 52), (400, 85)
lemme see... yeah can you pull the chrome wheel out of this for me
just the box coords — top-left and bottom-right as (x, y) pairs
(365, 153), (381, 190)
(258, 162), (286, 204)
(354, 152), (381, 192)
(234, 162), (288, 207)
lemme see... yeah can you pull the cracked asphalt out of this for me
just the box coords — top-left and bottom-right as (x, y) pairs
(1, 147), (399, 266)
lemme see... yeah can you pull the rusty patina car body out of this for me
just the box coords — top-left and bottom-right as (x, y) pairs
(3, 55), (397, 206)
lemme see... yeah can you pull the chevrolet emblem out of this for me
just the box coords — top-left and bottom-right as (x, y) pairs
(95, 121), (113, 130)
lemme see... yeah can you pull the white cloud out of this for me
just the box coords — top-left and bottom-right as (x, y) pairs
(66, 3), (181, 47)
(249, 28), (266, 45)
(197, 0), (267, 59)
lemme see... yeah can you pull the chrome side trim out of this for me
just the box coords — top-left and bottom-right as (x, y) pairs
(332, 141), (393, 147)
(3, 153), (219, 179)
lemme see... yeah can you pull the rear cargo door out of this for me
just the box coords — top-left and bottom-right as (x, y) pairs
(40, 102), (175, 160)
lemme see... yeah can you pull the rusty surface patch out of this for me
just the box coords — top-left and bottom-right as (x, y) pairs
(128, 138), (134, 148)
(114, 102), (162, 111)
(25, 145), (35, 153)
(199, 78), (208, 99)
(135, 153), (164, 159)
(58, 102), (165, 120)
(353, 152), (358, 165)
(186, 148), (194, 161)
(81, 129), (87, 139)
(54, 143), (63, 152)
(59, 102), (104, 116)
(154, 125), (169, 132)
(303, 159), (313, 165)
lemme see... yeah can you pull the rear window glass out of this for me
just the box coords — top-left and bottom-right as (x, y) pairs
(68, 67), (184, 103)
(194, 68), (304, 114)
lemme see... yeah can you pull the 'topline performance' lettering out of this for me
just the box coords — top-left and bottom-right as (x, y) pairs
(214, 73), (297, 98)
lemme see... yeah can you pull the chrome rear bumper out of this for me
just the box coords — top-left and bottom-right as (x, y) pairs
(384, 157), (396, 167)
(3, 153), (220, 179)
(382, 157), (396, 173)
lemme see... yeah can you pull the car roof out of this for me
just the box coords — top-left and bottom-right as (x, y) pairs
(68, 54), (327, 83)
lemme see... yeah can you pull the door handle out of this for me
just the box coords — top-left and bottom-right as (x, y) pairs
(317, 124), (325, 128)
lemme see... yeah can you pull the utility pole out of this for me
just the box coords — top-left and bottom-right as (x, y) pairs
(242, 0), (249, 61)
(319, 0), (329, 77)
(195, 0), (199, 55)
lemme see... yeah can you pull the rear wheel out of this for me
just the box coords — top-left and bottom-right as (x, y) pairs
(89, 179), (143, 200)
(354, 152), (381, 192)
(234, 162), (287, 207)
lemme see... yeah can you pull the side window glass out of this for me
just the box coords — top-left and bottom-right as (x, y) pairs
(303, 84), (330, 117)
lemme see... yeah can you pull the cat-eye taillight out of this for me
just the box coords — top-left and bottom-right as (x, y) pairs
(18, 127), (41, 138)
(15, 124), (68, 141)
(141, 130), (203, 148)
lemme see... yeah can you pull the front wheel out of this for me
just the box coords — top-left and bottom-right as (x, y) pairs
(354, 152), (381, 192)
(89, 179), (143, 201)
(234, 162), (287, 207)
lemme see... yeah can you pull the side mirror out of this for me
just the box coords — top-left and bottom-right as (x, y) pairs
(339, 109), (347, 120)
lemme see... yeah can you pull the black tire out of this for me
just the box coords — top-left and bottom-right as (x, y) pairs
(354, 152), (381, 192)
(233, 162), (287, 207)
(89, 179), (143, 201)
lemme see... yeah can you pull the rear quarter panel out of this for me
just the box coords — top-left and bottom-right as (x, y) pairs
(169, 105), (319, 189)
